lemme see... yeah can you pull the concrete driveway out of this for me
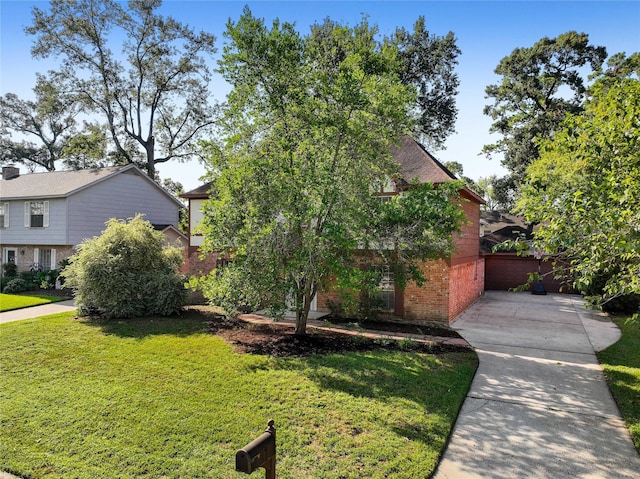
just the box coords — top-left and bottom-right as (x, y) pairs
(434, 291), (640, 479)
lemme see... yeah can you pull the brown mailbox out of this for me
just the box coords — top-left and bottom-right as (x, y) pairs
(235, 420), (276, 478)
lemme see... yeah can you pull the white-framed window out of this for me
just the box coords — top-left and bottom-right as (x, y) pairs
(0, 203), (8, 228)
(376, 265), (395, 312)
(2, 248), (17, 267)
(24, 201), (49, 228)
(34, 248), (56, 270)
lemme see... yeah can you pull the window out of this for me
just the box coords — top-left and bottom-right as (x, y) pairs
(34, 248), (56, 270)
(0, 203), (8, 228)
(24, 201), (49, 228)
(3, 248), (17, 266)
(216, 257), (232, 269)
(376, 265), (395, 312)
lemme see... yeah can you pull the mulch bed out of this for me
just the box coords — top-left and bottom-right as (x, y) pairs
(206, 314), (470, 358)
(323, 316), (461, 337)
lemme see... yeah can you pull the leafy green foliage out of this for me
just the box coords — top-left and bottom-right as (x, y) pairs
(386, 16), (460, 149)
(62, 214), (186, 318)
(61, 123), (110, 170)
(2, 278), (28, 294)
(2, 261), (17, 278)
(0, 73), (83, 171)
(483, 31), (607, 205)
(195, 9), (464, 334)
(517, 76), (640, 308)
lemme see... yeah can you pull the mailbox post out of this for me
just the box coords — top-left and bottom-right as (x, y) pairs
(235, 420), (276, 479)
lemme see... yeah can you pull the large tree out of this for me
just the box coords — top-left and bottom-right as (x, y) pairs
(483, 31), (606, 206)
(388, 16), (460, 149)
(516, 74), (640, 309)
(0, 73), (82, 171)
(26, 0), (217, 177)
(194, 9), (465, 335)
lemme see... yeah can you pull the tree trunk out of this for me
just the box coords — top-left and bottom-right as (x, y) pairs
(294, 283), (314, 335)
(145, 136), (155, 177)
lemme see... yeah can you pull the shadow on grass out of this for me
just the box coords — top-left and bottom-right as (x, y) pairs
(78, 307), (224, 339)
(275, 350), (478, 446)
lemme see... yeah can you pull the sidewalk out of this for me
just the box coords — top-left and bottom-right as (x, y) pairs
(0, 300), (76, 324)
(434, 291), (640, 479)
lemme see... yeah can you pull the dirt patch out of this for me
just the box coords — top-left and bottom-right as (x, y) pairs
(206, 314), (469, 358)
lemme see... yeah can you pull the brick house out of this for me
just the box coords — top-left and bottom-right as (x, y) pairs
(182, 136), (485, 323)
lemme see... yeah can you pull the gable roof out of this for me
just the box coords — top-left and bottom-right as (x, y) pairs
(181, 181), (213, 199)
(480, 211), (535, 233)
(152, 223), (188, 241)
(181, 136), (485, 205)
(392, 135), (458, 184)
(0, 164), (183, 207)
(392, 135), (485, 205)
(480, 225), (533, 253)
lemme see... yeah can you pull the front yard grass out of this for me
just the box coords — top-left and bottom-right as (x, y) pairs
(0, 311), (477, 479)
(0, 293), (66, 312)
(598, 316), (640, 453)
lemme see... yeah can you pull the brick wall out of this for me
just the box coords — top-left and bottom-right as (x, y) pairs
(1, 244), (75, 273)
(403, 259), (450, 322)
(184, 246), (220, 276)
(448, 258), (485, 320)
(451, 192), (481, 266)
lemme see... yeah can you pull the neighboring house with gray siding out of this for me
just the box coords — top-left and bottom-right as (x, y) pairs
(0, 164), (183, 274)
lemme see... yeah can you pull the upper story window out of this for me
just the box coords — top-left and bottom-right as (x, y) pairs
(24, 201), (49, 228)
(0, 203), (8, 228)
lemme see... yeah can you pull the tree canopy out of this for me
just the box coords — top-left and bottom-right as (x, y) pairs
(0, 73), (84, 171)
(25, 0), (218, 177)
(516, 75), (640, 309)
(388, 16), (460, 149)
(193, 9), (465, 334)
(483, 31), (607, 207)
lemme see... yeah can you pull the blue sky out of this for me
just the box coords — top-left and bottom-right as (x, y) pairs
(1, 0), (639, 191)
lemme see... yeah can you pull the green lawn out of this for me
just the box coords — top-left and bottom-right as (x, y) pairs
(0, 311), (477, 479)
(0, 293), (67, 312)
(598, 316), (640, 453)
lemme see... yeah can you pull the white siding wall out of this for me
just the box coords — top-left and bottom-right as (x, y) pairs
(67, 170), (180, 245)
(189, 198), (205, 247)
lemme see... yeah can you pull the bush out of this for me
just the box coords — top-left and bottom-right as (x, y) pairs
(0, 277), (12, 291)
(36, 269), (59, 290)
(62, 214), (186, 318)
(583, 272), (640, 315)
(3, 261), (17, 278)
(3, 278), (27, 294)
(19, 270), (37, 289)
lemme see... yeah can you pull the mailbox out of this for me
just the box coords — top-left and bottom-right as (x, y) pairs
(235, 420), (276, 477)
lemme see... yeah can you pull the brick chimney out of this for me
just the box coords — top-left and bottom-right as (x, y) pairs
(2, 165), (20, 180)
